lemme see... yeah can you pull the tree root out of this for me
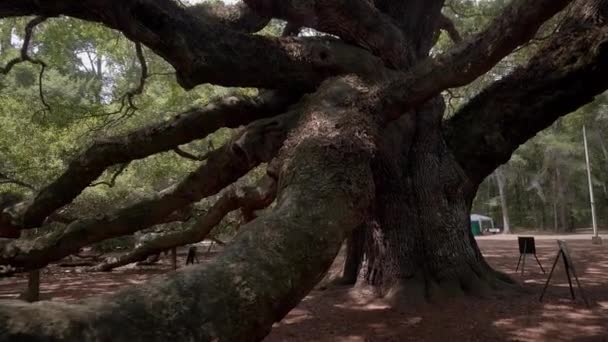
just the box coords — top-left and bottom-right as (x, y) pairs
(382, 263), (521, 307)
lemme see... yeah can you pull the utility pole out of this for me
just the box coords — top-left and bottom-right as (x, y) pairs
(583, 126), (602, 244)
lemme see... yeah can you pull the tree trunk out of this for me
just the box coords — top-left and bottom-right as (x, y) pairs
(362, 97), (514, 304)
(340, 225), (365, 285)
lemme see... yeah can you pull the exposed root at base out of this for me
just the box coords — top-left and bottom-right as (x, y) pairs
(380, 264), (522, 307)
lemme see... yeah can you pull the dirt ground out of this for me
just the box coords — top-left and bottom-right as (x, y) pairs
(1, 234), (608, 341)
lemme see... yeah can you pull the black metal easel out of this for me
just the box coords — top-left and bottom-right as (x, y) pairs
(516, 236), (545, 275)
(539, 240), (589, 307)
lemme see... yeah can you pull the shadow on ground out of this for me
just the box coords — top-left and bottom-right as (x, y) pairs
(0, 236), (607, 341)
(265, 236), (608, 342)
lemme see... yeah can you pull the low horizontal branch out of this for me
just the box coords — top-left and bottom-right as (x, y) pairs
(0, 92), (294, 231)
(92, 175), (277, 272)
(0, 110), (300, 270)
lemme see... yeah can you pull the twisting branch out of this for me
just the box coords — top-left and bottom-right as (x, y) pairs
(90, 42), (149, 130)
(380, 0), (574, 120)
(91, 174), (278, 272)
(244, 0), (411, 68)
(0, 109), (300, 271)
(0, 0), (389, 90)
(0, 91), (297, 232)
(0, 16), (51, 112)
(445, 0), (608, 185)
(126, 42), (148, 110)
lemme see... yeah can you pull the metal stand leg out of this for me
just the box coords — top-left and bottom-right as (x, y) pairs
(571, 268), (590, 308)
(516, 253), (523, 272)
(563, 257), (576, 300)
(534, 254), (546, 273)
(540, 251), (561, 302)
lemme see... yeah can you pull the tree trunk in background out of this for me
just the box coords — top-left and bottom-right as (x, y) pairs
(24, 270), (40, 302)
(553, 168), (560, 231)
(171, 247), (177, 270)
(495, 170), (511, 234)
(341, 225), (365, 285)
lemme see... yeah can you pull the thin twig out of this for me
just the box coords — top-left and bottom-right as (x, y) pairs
(81, 41), (150, 135)
(0, 171), (36, 191)
(0, 16), (51, 113)
(90, 163), (129, 188)
(173, 147), (211, 161)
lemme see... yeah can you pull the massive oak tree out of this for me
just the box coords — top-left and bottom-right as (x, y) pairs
(1, 0), (608, 340)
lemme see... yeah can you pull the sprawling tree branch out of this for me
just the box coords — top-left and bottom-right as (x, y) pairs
(377, 0), (574, 120)
(445, 0), (608, 184)
(243, 0), (410, 68)
(92, 175), (277, 272)
(0, 0), (387, 90)
(0, 92), (294, 231)
(0, 76), (378, 341)
(0, 109), (299, 271)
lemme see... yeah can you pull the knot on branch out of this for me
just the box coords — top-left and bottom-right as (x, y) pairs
(233, 113), (295, 165)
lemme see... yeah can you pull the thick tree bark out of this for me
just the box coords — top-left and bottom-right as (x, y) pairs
(363, 97), (512, 303)
(354, 0), (535, 300)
